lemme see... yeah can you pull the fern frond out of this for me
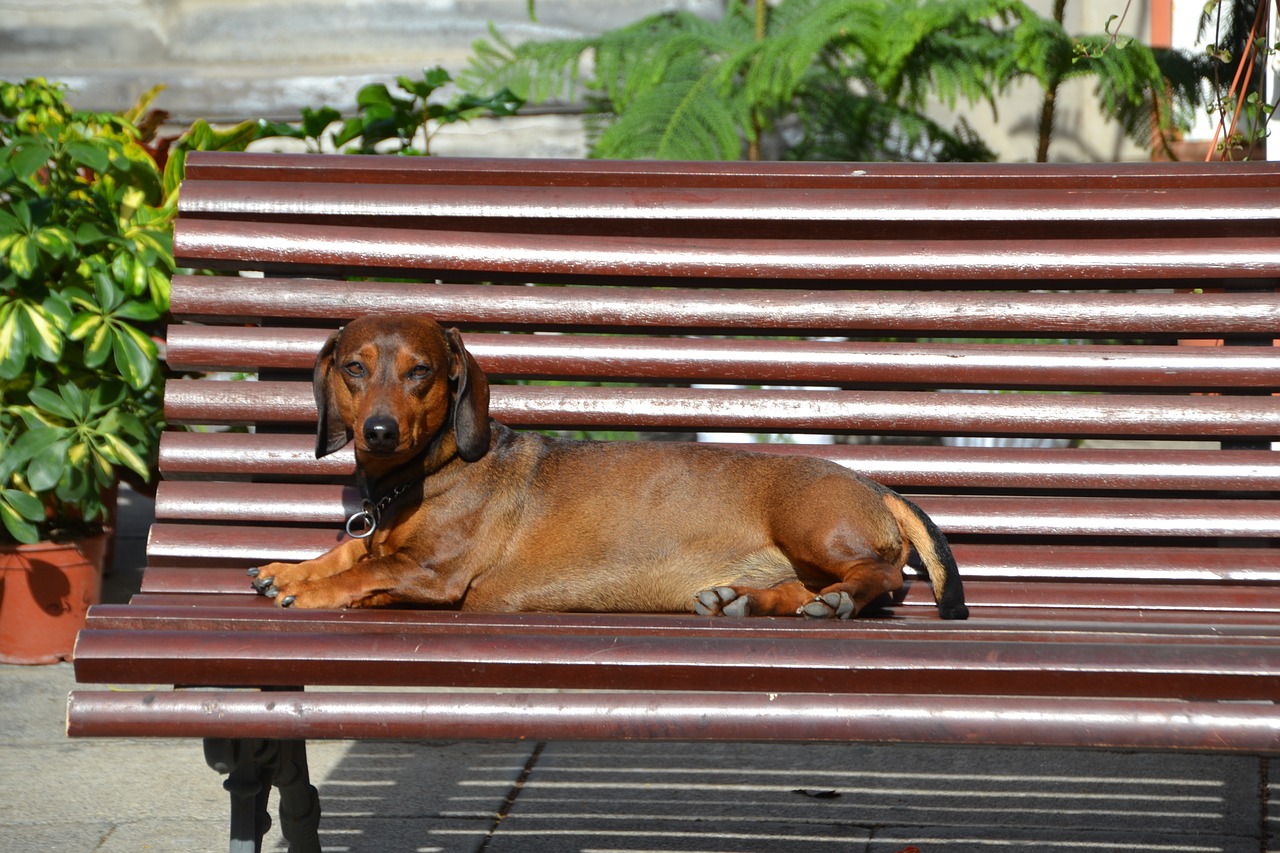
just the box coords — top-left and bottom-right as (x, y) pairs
(459, 22), (596, 104)
(595, 49), (750, 160)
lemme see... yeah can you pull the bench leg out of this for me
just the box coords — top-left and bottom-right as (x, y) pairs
(205, 738), (322, 853)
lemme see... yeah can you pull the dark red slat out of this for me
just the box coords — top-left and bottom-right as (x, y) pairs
(157, 431), (1280, 492)
(152, 480), (1280, 539)
(68, 627), (1280, 701)
(135, 541), (1280, 589)
(172, 219), (1280, 282)
(162, 380), (1280, 440)
(159, 431), (349, 478)
(80, 602), (1280, 641)
(66, 690), (1280, 752)
(177, 181), (1280, 228)
(113, 591), (1280, 629)
(169, 276), (1280, 336)
(181, 151), (1280, 190)
(165, 325), (1280, 391)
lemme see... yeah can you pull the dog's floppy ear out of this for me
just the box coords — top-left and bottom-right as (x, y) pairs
(313, 327), (351, 459)
(445, 327), (491, 462)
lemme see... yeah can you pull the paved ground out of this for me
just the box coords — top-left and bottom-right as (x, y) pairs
(1, 487), (1276, 852)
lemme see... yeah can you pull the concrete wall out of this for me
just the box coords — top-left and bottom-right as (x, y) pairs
(1, 0), (1161, 161)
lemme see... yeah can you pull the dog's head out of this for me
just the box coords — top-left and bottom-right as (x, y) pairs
(313, 315), (491, 465)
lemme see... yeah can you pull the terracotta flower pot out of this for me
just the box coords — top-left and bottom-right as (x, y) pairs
(0, 533), (108, 665)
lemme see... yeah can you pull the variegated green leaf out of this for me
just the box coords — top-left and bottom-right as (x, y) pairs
(17, 302), (64, 363)
(98, 431), (149, 480)
(0, 303), (26, 378)
(8, 235), (39, 277)
(33, 225), (75, 259)
(83, 322), (112, 368)
(65, 311), (101, 341)
(1, 488), (45, 521)
(0, 498), (41, 544)
(111, 323), (156, 389)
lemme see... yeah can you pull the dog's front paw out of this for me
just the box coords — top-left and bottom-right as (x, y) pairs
(248, 563), (306, 607)
(799, 591), (855, 620)
(694, 586), (752, 617)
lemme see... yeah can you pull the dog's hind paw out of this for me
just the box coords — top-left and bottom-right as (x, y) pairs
(800, 591), (855, 620)
(694, 586), (751, 617)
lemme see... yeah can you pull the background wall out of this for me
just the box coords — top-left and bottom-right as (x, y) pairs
(1, 0), (1171, 161)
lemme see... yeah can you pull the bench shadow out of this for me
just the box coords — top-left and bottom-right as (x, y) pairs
(267, 738), (1265, 853)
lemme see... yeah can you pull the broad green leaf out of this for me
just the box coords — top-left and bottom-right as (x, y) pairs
(23, 439), (69, 492)
(10, 141), (53, 179)
(300, 106), (342, 139)
(26, 386), (74, 420)
(0, 304), (26, 378)
(93, 268), (121, 310)
(8, 426), (66, 465)
(17, 302), (64, 363)
(98, 431), (149, 480)
(83, 322), (113, 368)
(1, 488), (45, 521)
(332, 117), (366, 147)
(75, 221), (113, 244)
(65, 311), (101, 341)
(112, 323), (157, 389)
(0, 499), (40, 544)
(65, 139), (111, 173)
(61, 383), (91, 421)
(113, 300), (162, 322)
(9, 235), (39, 278)
(33, 225), (74, 258)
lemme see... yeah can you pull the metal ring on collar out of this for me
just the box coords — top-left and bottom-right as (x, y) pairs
(345, 510), (377, 539)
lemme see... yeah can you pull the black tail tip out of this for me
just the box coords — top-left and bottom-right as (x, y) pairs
(939, 603), (970, 620)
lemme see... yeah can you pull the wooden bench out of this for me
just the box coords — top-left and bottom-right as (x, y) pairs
(68, 152), (1280, 852)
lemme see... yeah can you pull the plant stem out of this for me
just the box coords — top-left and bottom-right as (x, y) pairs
(1035, 0), (1069, 162)
(746, 0), (766, 161)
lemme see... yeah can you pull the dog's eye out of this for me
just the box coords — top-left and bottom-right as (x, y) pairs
(343, 362), (365, 378)
(408, 365), (432, 380)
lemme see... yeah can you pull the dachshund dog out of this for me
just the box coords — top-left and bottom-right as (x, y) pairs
(249, 316), (969, 620)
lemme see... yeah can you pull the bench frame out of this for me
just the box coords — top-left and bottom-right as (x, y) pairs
(67, 153), (1280, 853)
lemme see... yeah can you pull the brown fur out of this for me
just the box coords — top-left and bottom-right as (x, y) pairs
(250, 316), (969, 620)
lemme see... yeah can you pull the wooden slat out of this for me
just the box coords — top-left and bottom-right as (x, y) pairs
(67, 625), (1280, 700)
(169, 275), (1280, 335)
(162, 380), (1280, 440)
(165, 325), (1280, 391)
(174, 219), (1280, 282)
(145, 518), (1280, 589)
(169, 277), (1280, 337)
(152, 481), (1280, 539)
(156, 431), (1280, 492)
(176, 182), (1280, 244)
(181, 151), (1280, 190)
(78, 603), (1280, 639)
(64, 690), (1280, 752)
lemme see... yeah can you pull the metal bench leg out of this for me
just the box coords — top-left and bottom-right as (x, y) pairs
(205, 738), (321, 853)
(273, 740), (322, 853)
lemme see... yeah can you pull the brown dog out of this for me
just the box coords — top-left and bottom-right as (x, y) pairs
(249, 315), (969, 620)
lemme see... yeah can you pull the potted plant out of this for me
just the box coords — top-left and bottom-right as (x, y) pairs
(0, 78), (167, 663)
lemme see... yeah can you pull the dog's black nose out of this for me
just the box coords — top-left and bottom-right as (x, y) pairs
(363, 416), (400, 452)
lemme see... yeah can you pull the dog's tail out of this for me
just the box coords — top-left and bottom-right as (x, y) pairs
(883, 492), (969, 620)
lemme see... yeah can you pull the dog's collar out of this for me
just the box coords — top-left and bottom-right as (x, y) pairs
(345, 479), (417, 540)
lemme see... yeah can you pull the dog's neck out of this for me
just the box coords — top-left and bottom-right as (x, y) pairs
(355, 419), (499, 507)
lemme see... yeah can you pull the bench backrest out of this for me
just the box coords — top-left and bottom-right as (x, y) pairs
(154, 152), (1280, 619)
